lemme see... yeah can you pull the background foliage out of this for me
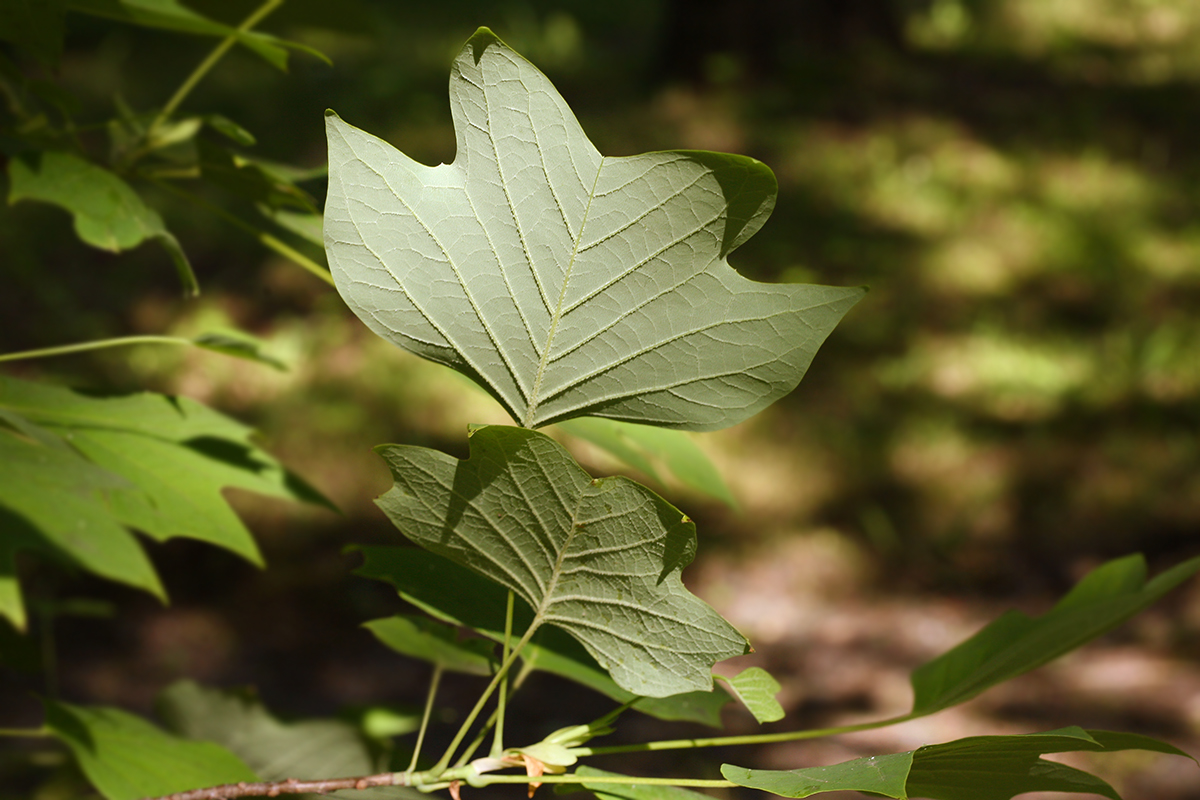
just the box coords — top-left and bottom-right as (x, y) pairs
(2, 1), (1199, 799)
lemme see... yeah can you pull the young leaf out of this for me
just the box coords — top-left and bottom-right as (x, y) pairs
(43, 698), (259, 800)
(717, 666), (785, 723)
(910, 553), (1200, 716)
(67, 0), (329, 70)
(324, 27), (864, 431)
(354, 545), (732, 727)
(722, 726), (1196, 799)
(6, 150), (198, 294)
(555, 417), (737, 508)
(154, 680), (417, 800)
(364, 613), (497, 675)
(372, 425), (750, 697)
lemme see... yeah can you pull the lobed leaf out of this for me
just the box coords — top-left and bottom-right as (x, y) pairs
(44, 698), (258, 800)
(324, 28), (863, 431)
(910, 553), (1200, 715)
(722, 726), (1196, 799)
(6, 150), (198, 293)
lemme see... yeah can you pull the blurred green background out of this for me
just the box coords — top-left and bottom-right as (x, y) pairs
(3, 1), (1200, 798)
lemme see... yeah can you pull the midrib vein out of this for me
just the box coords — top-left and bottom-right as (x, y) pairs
(523, 159), (605, 428)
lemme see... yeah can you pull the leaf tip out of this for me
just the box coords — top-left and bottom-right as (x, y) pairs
(467, 27), (504, 65)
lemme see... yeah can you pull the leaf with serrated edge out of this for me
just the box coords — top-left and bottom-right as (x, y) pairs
(373, 425), (749, 697)
(722, 726), (1194, 799)
(354, 546), (731, 726)
(910, 553), (1200, 715)
(324, 27), (863, 431)
(44, 699), (258, 800)
(719, 666), (784, 723)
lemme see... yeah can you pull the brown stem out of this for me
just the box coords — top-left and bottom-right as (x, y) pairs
(139, 772), (402, 800)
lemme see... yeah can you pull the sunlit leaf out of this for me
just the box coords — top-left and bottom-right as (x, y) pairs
(7, 150), (198, 293)
(67, 0), (329, 70)
(364, 613), (497, 675)
(555, 417), (737, 508)
(44, 699), (258, 800)
(718, 666), (784, 723)
(910, 553), (1200, 715)
(324, 28), (863, 431)
(722, 726), (1195, 799)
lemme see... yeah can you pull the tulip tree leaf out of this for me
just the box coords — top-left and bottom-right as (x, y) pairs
(355, 546), (731, 726)
(718, 666), (784, 723)
(324, 27), (863, 432)
(43, 699), (258, 800)
(372, 425), (750, 697)
(721, 726), (1195, 799)
(6, 150), (198, 294)
(910, 553), (1200, 716)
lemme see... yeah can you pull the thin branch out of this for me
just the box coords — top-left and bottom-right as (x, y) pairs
(0, 335), (193, 364)
(490, 590), (515, 758)
(138, 772), (401, 800)
(409, 664), (444, 773)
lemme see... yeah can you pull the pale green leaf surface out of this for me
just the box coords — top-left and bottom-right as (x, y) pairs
(724, 726), (1194, 799)
(556, 418), (736, 508)
(363, 614), (496, 675)
(0, 425), (163, 631)
(372, 425), (749, 696)
(157, 680), (421, 800)
(577, 767), (718, 800)
(719, 666), (784, 723)
(6, 150), (198, 293)
(67, 0), (329, 69)
(354, 546), (731, 726)
(44, 698), (258, 800)
(324, 28), (864, 431)
(910, 553), (1200, 715)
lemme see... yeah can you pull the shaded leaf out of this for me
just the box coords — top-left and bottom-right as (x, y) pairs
(0, 0), (66, 65)
(354, 546), (731, 726)
(364, 613), (496, 675)
(44, 698), (258, 800)
(911, 553), (1200, 715)
(199, 140), (318, 212)
(556, 417), (736, 508)
(718, 666), (784, 723)
(578, 766), (718, 800)
(6, 150), (198, 294)
(67, 0), (329, 70)
(205, 113), (256, 146)
(722, 726), (1195, 799)
(324, 28), (863, 431)
(193, 330), (288, 370)
(373, 425), (749, 697)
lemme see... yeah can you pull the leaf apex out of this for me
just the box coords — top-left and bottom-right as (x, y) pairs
(467, 27), (505, 65)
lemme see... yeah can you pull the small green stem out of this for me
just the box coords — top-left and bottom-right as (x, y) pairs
(152, 0), (284, 130)
(0, 335), (194, 363)
(472, 774), (735, 789)
(0, 727), (49, 738)
(573, 713), (918, 757)
(152, 180), (335, 286)
(431, 622), (540, 775)
(490, 590), (515, 758)
(408, 665), (444, 774)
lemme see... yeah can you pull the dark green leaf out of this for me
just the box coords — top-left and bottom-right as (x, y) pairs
(192, 331), (288, 370)
(6, 150), (198, 294)
(44, 698), (258, 800)
(324, 29), (863, 431)
(67, 0), (330, 70)
(373, 425), (748, 697)
(363, 614), (496, 675)
(722, 753), (914, 799)
(199, 140), (318, 212)
(0, 0), (66, 65)
(555, 418), (737, 508)
(354, 546), (731, 726)
(578, 766), (716, 800)
(911, 554), (1200, 715)
(205, 114), (256, 146)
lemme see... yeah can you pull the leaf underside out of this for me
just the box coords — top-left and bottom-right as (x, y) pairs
(324, 28), (863, 431)
(372, 425), (749, 697)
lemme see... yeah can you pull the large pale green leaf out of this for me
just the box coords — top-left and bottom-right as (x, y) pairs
(354, 546), (731, 726)
(910, 553), (1200, 715)
(7, 150), (198, 293)
(0, 376), (330, 630)
(324, 27), (863, 432)
(371, 425), (750, 697)
(67, 0), (328, 70)
(156, 681), (420, 800)
(43, 699), (258, 800)
(722, 726), (1195, 799)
